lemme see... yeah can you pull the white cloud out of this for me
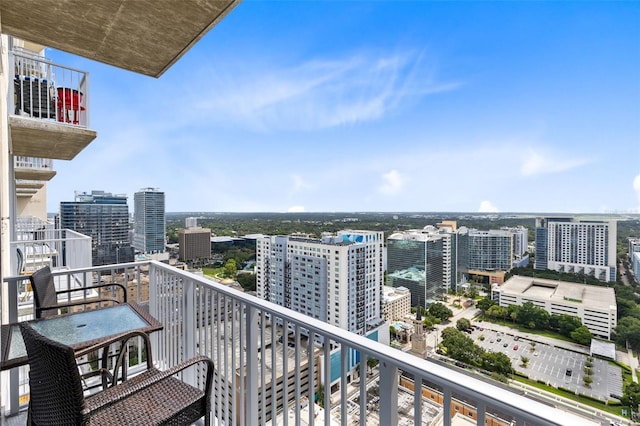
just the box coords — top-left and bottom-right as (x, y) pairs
(520, 148), (589, 177)
(287, 205), (305, 213)
(379, 170), (406, 195)
(478, 200), (499, 213)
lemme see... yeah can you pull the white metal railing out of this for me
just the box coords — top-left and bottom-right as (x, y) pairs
(2, 261), (599, 425)
(13, 156), (53, 171)
(10, 49), (89, 128)
(11, 229), (91, 276)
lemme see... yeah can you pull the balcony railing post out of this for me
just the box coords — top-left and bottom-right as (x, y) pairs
(183, 278), (196, 365)
(378, 360), (398, 426)
(245, 305), (258, 424)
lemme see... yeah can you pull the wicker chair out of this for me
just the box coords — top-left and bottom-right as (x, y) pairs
(20, 323), (214, 426)
(29, 266), (127, 319)
(29, 266), (132, 390)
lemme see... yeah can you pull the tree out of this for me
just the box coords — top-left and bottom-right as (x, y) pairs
(440, 327), (484, 366)
(428, 303), (453, 322)
(622, 382), (640, 412)
(223, 259), (237, 278)
(486, 305), (506, 319)
(570, 326), (592, 346)
(366, 357), (379, 374)
(236, 273), (256, 291)
(520, 356), (529, 368)
(615, 317), (640, 351)
(422, 316), (436, 330)
(481, 351), (513, 375)
(316, 383), (325, 408)
(476, 297), (496, 312)
(583, 376), (593, 387)
(552, 314), (583, 337)
(456, 318), (472, 331)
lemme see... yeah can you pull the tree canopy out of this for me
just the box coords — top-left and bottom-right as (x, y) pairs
(428, 303), (453, 321)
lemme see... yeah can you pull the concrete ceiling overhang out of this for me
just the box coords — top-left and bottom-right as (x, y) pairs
(1, 0), (241, 78)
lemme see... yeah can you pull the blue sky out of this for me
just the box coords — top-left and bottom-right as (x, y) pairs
(46, 1), (640, 214)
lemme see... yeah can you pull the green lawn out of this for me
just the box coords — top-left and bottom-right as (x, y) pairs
(511, 375), (626, 417)
(202, 267), (224, 277)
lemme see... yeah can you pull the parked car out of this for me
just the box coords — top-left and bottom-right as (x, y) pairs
(513, 345), (519, 350)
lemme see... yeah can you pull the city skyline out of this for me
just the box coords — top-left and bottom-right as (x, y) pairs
(46, 1), (640, 214)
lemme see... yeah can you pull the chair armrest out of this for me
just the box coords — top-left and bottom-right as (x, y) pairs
(74, 330), (152, 361)
(55, 282), (128, 303)
(84, 355), (214, 415)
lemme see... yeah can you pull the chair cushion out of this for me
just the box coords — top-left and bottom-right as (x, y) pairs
(85, 370), (206, 425)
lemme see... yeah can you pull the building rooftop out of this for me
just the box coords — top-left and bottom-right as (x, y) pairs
(500, 275), (616, 309)
(382, 285), (410, 303)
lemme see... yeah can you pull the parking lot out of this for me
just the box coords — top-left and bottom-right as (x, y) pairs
(469, 327), (622, 402)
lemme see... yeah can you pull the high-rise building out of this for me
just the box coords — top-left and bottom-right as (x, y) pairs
(178, 227), (211, 261)
(535, 217), (617, 282)
(59, 190), (133, 266)
(461, 228), (513, 272)
(133, 188), (165, 254)
(387, 227), (459, 308)
(186, 217), (198, 228)
(256, 230), (384, 337)
(501, 225), (529, 258)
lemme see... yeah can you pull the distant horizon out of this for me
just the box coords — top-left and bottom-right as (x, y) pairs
(46, 210), (640, 217)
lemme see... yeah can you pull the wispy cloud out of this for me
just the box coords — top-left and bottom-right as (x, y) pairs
(520, 148), (590, 177)
(192, 50), (461, 131)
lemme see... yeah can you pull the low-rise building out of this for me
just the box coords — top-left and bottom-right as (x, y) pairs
(492, 275), (616, 340)
(382, 286), (411, 322)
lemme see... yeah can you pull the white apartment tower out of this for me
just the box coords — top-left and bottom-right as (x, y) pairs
(535, 217), (617, 282)
(133, 188), (166, 254)
(256, 230), (384, 337)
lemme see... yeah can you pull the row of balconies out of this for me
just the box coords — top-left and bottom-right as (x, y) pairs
(8, 44), (97, 205)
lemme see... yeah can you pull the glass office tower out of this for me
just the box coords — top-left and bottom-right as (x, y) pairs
(60, 190), (133, 266)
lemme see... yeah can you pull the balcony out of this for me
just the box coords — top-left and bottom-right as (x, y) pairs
(11, 220), (91, 276)
(1, 261), (597, 425)
(9, 49), (97, 160)
(13, 156), (56, 181)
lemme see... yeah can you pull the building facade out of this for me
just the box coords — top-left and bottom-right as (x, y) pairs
(178, 227), (211, 261)
(535, 217), (617, 282)
(59, 190), (133, 266)
(256, 230), (385, 337)
(501, 226), (528, 258)
(133, 188), (165, 254)
(492, 275), (617, 340)
(387, 227), (459, 308)
(461, 228), (513, 272)
(382, 286), (412, 323)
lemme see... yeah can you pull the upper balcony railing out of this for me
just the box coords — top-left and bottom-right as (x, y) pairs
(1, 261), (599, 425)
(13, 156), (53, 171)
(10, 49), (89, 128)
(11, 228), (91, 277)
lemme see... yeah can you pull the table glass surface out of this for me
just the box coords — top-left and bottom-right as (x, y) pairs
(8, 304), (148, 361)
